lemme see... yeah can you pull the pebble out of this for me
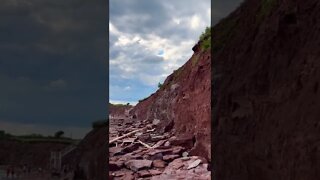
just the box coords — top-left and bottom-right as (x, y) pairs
(164, 141), (170, 147)
(182, 151), (189, 157)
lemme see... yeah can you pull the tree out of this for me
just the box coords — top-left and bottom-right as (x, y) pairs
(158, 82), (163, 88)
(199, 26), (211, 41)
(54, 130), (64, 138)
(0, 130), (5, 139)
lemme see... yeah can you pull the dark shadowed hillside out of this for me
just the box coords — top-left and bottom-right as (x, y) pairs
(72, 126), (107, 180)
(213, 0), (320, 179)
(0, 139), (69, 168)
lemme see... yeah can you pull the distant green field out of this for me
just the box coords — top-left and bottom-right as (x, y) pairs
(12, 137), (80, 144)
(0, 130), (81, 145)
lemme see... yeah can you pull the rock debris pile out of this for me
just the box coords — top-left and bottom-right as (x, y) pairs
(109, 117), (211, 180)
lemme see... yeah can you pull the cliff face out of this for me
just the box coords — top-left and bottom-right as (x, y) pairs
(213, 0), (320, 179)
(73, 126), (107, 180)
(131, 38), (211, 161)
(109, 103), (132, 117)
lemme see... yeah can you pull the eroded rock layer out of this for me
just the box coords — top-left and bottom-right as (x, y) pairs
(130, 40), (211, 161)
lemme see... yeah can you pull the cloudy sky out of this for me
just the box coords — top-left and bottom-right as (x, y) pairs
(109, 0), (244, 105)
(0, 0), (107, 138)
(109, 0), (211, 105)
(0, 0), (243, 138)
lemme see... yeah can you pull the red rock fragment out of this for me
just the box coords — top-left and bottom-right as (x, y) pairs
(137, 170), (152, 178)
(122, 143), (139, 153)
(111, 169), (133, 177)
(163, 154), (180, 161)
(147, 148), (172, 156)
(122, 172), (135, 180)
(169, 134), (194, 149)
(168, 159), (184, 170)
(152, 159), (166, 168)
(124, 159), (152, 172)
(109, 160), (124, 171)
(149, 169), (163, 176)
(110, 147), (124, 156)
(172, 146), (184, 154)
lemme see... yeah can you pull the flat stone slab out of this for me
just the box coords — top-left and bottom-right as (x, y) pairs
(125, 159), (153, 172)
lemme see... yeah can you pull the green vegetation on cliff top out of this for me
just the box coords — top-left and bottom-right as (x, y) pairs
(199, 26), (211, 51)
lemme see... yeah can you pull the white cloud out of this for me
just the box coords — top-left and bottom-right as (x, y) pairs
(115, 35), (133, 46)
(109, 22), (121, 36)
(173, 18), (181, 25)
(109, 22), (198, 89)
(124, 86), (131, 91)
(190, 14), (201, 29)
(109, 0), (210, 102)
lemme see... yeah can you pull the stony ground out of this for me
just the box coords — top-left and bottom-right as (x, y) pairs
(109, 117), (211, 180)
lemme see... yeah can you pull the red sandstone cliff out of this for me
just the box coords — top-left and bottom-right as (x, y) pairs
(109, 103), (132, 117)
(213, 0), (320, 179)
(130, 36), (211, 161)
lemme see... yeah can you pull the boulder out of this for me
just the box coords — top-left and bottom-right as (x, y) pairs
(153, 159), (166, 168)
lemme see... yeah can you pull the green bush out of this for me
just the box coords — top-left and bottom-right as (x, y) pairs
(199, 27), (211, 41)
(199, 27), (211, 51)
(158, 82), (163, 89)
(0, 130), (13, 140)
(54, 131), (64, 138)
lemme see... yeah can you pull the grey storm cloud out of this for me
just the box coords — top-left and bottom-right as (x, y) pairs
(110, 0), (210, 38)
(109, 0), (211, 92)
(109, 0), (245, 104)
(110, 0), (169, 33)
(0, 0), (107, 136)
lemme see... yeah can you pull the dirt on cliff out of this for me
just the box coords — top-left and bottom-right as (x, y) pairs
(213, 0), (320, 179)
(130, 36), (211, 162)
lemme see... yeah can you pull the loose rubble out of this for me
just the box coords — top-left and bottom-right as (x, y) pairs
(109, 117), (211, 179)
